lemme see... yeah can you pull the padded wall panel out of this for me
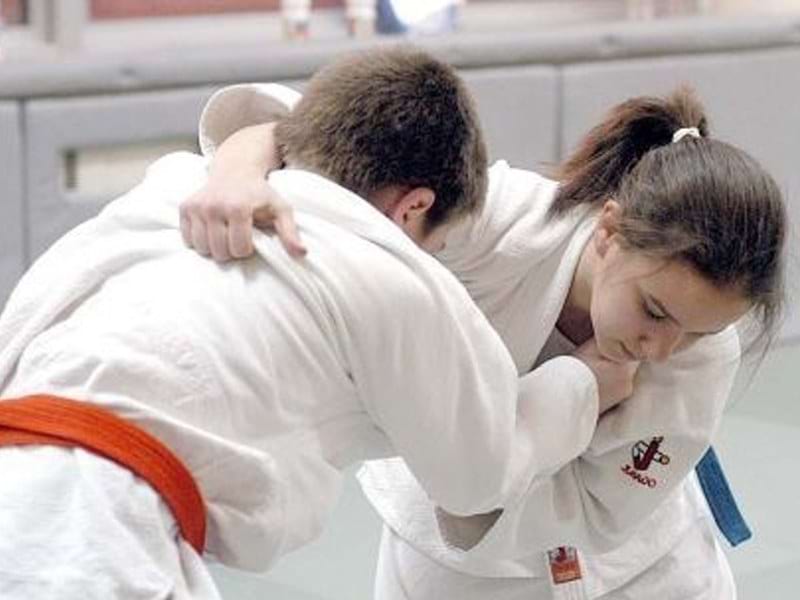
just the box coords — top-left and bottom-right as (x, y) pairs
(0, 103), (25, 308)
(463, 65), (560, 170)
(24, 87), (216, 261)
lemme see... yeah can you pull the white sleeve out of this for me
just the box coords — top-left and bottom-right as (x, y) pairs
(347, 256), (597, 517)
(456, 327), (741, 557)
(513, 356), (599, 478)
(198, 83), (301, 157)
(346, 256), (519, 516)
(195, 86), (603, 517)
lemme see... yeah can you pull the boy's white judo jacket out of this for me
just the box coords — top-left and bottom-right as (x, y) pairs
(0, 148), (598, 575)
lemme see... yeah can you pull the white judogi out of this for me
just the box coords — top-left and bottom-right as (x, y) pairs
(359, 163), (740, 598)
(0, 146), (596, 596)
(197, 83), (740, 598)
(0, 445), (222, 600)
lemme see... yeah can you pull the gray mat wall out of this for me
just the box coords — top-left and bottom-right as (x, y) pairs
(2, 18), (798, 342)
(23, 88), (216, 260)
(0, 104), (24, 306)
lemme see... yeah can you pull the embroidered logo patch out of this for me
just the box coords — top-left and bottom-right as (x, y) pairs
(547, 546), (582, 584)
(620, 436), (670, 488)
(632, 436), (670, 470)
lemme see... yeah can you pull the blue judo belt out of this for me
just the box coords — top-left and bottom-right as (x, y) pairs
(695, 446), (752, 546)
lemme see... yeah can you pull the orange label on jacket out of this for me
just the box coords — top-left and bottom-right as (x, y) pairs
(548, 546), (582, 584)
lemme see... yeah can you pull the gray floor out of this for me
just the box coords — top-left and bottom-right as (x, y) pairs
(210, 341), (800, 599)
(209, 465), (381, 600)
(718, 341), (800, 599)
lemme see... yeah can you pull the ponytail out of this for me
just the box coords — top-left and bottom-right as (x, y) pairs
(551, 86), (707, 215)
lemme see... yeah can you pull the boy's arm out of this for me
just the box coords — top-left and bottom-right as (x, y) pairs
(442, 328), (741, 556)
(348, 254), (600, 516)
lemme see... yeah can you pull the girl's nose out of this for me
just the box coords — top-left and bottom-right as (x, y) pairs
(642, 328), (682, 362)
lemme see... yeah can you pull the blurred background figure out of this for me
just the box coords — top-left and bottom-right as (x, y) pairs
(280, 0), (462, 40)
(346, 0), (377, 37)
(377, 0), (461, 35)
(282, 0), (378, 39)
(281, 0), (312, 39)
(627, 0), (716, 19)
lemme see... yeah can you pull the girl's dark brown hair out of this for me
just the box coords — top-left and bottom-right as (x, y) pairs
(553, 87), (787, 346)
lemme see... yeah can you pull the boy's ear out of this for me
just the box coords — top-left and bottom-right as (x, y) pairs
(385, 187), (435, 227)
(594, 199), (622, 258)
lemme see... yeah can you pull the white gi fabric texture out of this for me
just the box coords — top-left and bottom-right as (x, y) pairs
(0, 144), (590, 593)
(0, 446), (221, 600)
(371, 326), (736, 600)
(374, 513), (735, 600)
(196, 83), (739, 597)
(359, 163), (740, 596)
(0, 149), (517, 563)
(197, 83), (602, 503)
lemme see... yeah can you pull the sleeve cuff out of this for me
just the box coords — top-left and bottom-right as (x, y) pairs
(516, 355), (599, 475)
(198, 83), (302, 157)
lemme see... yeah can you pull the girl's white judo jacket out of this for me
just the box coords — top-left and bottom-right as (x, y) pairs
(360, 162), (739, 590)
(0, 150), (597, 574)
(195, 83), (742, 592)
(358, 162), (741, 587)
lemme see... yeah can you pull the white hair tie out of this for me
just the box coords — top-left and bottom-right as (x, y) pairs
(672, 127), (701, 143)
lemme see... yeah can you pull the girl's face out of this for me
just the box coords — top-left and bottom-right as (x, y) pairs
(588, 203), (752, 363)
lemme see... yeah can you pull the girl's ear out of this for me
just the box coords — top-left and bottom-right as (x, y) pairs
(594, 199), (622, 258)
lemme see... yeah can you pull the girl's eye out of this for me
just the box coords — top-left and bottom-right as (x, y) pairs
(644, 303), (667, 321)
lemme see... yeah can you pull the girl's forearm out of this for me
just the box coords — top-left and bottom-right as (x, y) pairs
(208, 123), (282, 182)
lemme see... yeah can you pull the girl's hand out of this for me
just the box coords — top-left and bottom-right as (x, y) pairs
(573, 338), (640, 415)
(180, 176), (306, 262)
(180, 122), (304, 261)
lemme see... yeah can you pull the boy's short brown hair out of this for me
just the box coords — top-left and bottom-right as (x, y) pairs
(275, 46), (487, 231)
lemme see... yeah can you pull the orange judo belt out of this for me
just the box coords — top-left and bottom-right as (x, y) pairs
(0, 394), (206, 553)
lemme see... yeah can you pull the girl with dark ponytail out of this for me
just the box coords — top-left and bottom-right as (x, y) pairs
(553, 86), (784, 353)
(182, 82), (787, 600)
